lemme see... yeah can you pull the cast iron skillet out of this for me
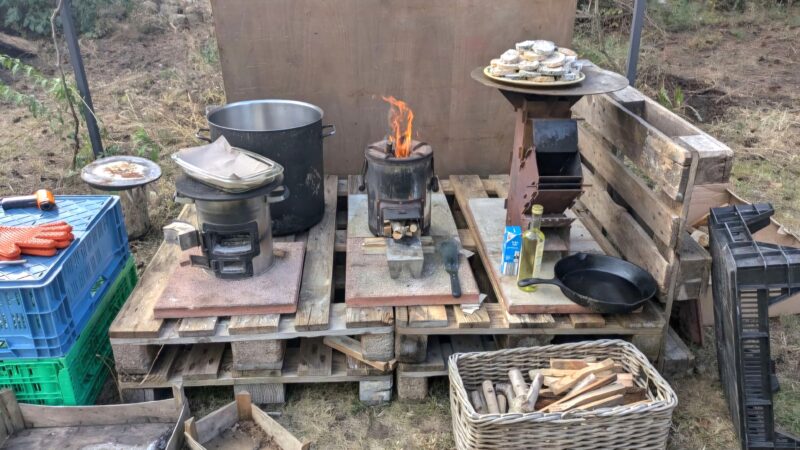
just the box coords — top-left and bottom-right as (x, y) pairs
(517, 253), (658, 314)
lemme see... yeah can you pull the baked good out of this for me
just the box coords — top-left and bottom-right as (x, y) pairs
(519, 60), (540, 71)
(558, 47), (577, 57)
(542, 52), (566, 68)
(500, 49), (521, 64)
(515, 40), (536, 52)
(518, 70), (541, 78)
(531, 40), (555, 56)
(531, 76), (556, 83)
(521, 51), (547, 62)
(503, 72), (526, 80)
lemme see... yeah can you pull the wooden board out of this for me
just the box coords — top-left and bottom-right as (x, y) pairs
(294, 176), (338, 331)
(153, 242), (306, 319)
(295, 338), (333, 377)
(467, 197), (599, 314)
(209, 0), (577, 176)
(345, 236), (480, 306)
(183, 344), (225, 381)
(2, 423), (174, 450)
(345, 193), (481, 307)
(178, 318), (218, 337)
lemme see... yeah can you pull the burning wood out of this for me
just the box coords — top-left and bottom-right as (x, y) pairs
(382, 96), (415, 158)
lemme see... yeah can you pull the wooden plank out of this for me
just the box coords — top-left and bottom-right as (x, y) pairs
(323, 336), (394, 372)
(111, 304), (392, 346)
(458, 229), (477, 252)
(177, 317), (218, 337)
(110, 205), (194, 338)
(18, 399), (179, 428)
(251, 403), (310, 450)
(572, 94), (691, 200)
(195, 401), (239, 444)
(210, 0), (577, 176)
(452, 305), (491, 328)
(0, 390), (24, 433)
(3, 423), (175, 449)
(295, 176), (338, 331)
(228, 314), (280, 335)
(579, 169), (672, 292)
(182, 344), (225, 381)
(398, 336), (447, 376)
(407, 306), (449, 328)
(346, 356), (385, 376)
(296, 338), (333, 376)
(346, 306), (394, 328)
(569, 314), (606, 329)
(143, 345), (181, 384)
(578, 122), (681, 249)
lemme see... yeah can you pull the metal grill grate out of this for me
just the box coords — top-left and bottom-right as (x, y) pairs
(710, 204), (800, 450)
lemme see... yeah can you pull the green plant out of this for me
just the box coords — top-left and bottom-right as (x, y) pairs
(0, 0), (130, 37)
(132, 128), (160, 161)
(0, 53), (80, 125)
(658, 84), (703, 122)
(200, 37), (220, 66)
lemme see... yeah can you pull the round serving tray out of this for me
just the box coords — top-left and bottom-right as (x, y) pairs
(81, 155), (162, 191)
(483, 66), (586, 88)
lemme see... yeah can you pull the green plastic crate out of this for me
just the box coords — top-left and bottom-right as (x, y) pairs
(0, 256), (137, 405)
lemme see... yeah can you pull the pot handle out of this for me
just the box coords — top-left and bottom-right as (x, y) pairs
(196, 128), (212, 143)
(321, 124), (336, 139)
(267, 185), (290, 204)
(517, 277), (567, 289)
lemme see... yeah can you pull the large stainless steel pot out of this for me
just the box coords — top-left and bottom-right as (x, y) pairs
(198, 100), (335, 236)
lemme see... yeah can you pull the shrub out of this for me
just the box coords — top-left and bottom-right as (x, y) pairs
(0, 0), (130, 37)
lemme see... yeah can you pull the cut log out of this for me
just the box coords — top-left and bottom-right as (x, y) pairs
(508, 368), (529, 397)
(566, 373), (597, 396)
(526, 373), (544, 409)
(469, 390), (487, 414)
(0, 32), (37, 56)
(574, 393), (625, 411)
(550, 358), (595, 370)
(497, 393), (508, 414)
(482, 380), (500, 414)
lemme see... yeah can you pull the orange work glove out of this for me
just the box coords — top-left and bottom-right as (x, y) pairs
(0, 222), (74, 260)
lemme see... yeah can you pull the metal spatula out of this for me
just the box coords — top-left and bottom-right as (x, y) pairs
(439, 238), (462, 298)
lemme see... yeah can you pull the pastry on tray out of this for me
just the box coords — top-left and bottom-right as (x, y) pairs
(486, 40), (584, 84)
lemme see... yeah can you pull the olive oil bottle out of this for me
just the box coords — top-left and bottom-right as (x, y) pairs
(518, 204), (545, 292)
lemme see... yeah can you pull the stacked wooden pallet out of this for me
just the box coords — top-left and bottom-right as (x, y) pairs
(110, 176), (396, 405)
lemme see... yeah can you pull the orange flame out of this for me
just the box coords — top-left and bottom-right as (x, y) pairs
(382, 96), (414, 158)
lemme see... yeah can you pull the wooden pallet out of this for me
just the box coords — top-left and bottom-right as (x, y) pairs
(110, 176), (395, 404)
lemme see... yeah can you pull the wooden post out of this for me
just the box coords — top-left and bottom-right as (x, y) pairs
(236, 391), (253, 421)
(119, 186), (151, 240)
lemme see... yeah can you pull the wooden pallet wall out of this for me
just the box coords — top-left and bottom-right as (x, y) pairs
(572, 86), (734, 306)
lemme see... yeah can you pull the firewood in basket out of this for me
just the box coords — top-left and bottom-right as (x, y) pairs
(526, 373), (544, 409)
(508, 368), (529, 397)
(574, 393), (625, 411)
(549, 358), (614, 395)
(482, 380), (500, 414)
(469, 390), (487, 414)
(547, 383), (627, 412)
(497, 393), (508, 414)
(550, 358), (596, 370)
(541, 374), (618, 413)
(566, 373), (597, 396)
(496, 383), (524, 413)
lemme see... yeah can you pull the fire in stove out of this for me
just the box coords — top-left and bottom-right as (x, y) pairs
(362, 97), (438, 239)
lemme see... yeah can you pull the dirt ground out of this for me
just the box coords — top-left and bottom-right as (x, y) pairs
(2, 1), (800, 449)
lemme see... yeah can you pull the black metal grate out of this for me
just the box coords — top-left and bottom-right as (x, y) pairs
(710, 204), (800, 450)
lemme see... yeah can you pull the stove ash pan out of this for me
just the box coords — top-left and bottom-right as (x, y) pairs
(363, 140), (437, 237)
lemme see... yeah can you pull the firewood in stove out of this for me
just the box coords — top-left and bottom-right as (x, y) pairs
(469, 390), (487, 414)
(408, 222), (419, 234)
(482, 380), (500, 414)
(497, 393), (508, 414)
(391, 221), (406, 240)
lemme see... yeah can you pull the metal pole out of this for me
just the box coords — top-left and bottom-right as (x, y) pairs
(625, 0), (647, 86)
(59, 0), (104, 157)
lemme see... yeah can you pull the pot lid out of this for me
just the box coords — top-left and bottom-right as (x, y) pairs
(81, 155), (162, 191)
(175, 173), (284, 202)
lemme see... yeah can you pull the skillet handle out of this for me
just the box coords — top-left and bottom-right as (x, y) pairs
(517, 277), (566, 289)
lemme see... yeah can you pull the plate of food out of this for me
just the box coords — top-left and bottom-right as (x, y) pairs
(485, 40), (586, 87)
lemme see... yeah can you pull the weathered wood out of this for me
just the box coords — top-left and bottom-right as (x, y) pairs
(236, 392), (252, 421)
(231, 340), (285, 371)
(569, 314), (606, 328)
(251, 402), (311, 450)
(210, 0), (577, 176)
(469, 390), (488, 414)
(549, 383), (627, 412)
(550, 358), (596, 370)
(541, 373), (617, 412)
(453, 305), (491, 328)
(177, 317), (218, 337)
(0, 31), (37, 55)
(183, 344), (225, 380)
(360, 332), (395, 361)
(295, 176), (338, 331)
(228, 314), (280, 334)
(578, 169), (672, 293)
(195, 401), (239, 444)
(294, 338), (333, 377)
(5, 423), (176, 449)
(324, 336), (394, 371)
(578, 122), (681, 249)
(549, 359), (614, 395)
(18, 398), (180, 428)
(234, 384), (286, 405)
(110, 205), (195, 339)
(482, 380), (500, 414)
(407, 306), (448, 328)
(394, 333), (429, 363)
(573, 94), (691, 200)
(346, 307), (394, 328)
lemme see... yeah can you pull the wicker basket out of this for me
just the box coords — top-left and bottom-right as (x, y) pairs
(449, 339), (678, 450)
